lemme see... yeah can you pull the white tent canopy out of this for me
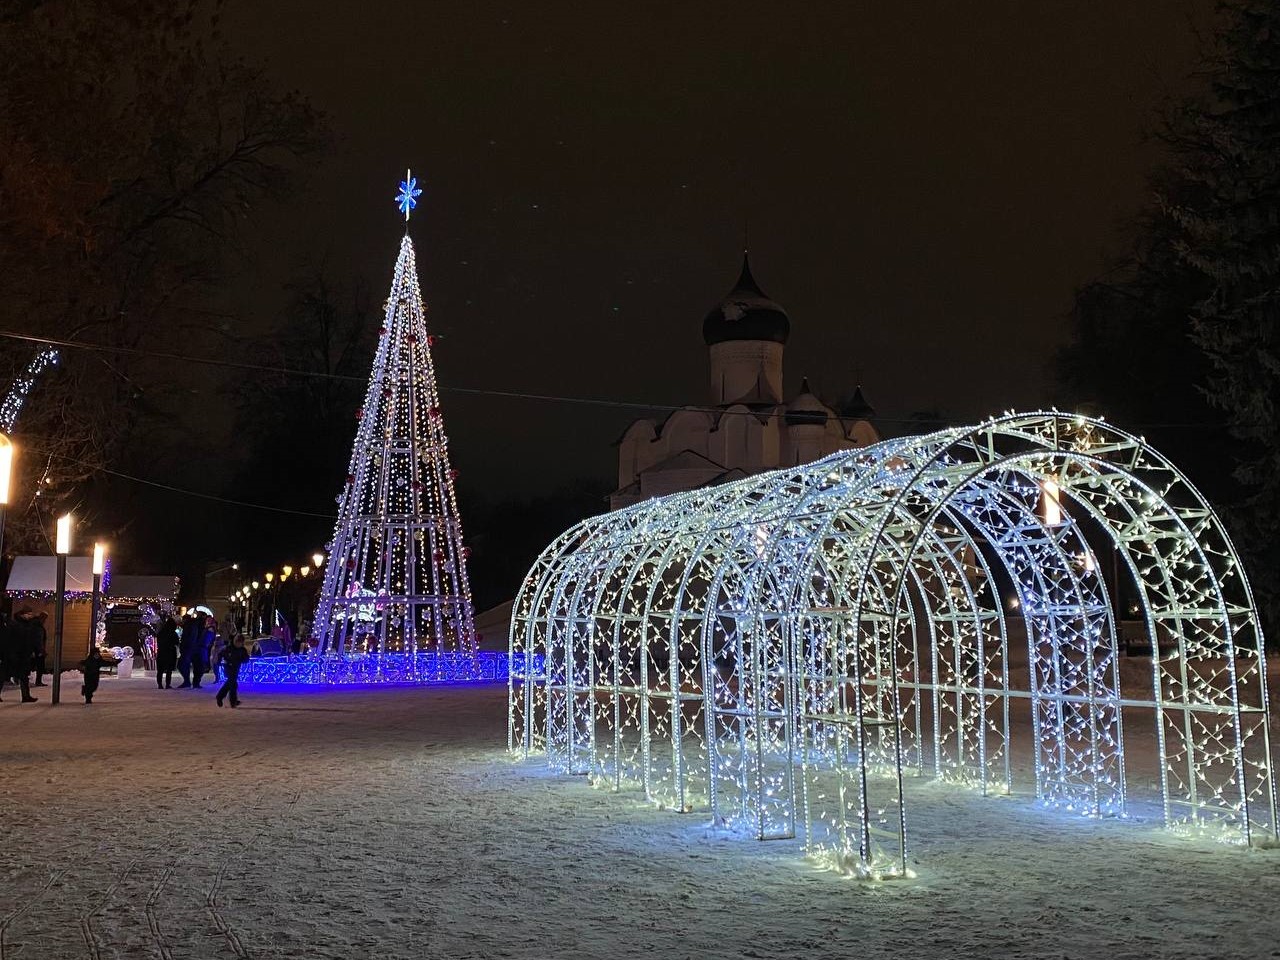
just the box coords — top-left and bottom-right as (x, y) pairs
(4, 556), (94, 595)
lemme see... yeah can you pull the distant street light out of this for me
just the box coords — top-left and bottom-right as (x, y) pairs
(51, 512), (72, 706)
(90, 542), (107, 659)
(312, 552), (324, 569)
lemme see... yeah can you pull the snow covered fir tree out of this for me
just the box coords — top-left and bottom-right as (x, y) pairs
(311, 173), (479, 676)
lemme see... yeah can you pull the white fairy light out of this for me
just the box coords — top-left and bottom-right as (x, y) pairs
(309, 177), (478, 679)
(510, 412), (1275, 876)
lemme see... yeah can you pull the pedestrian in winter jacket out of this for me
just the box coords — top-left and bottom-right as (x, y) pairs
(0, 613), (36, 703)
(155, 617), (180, 689)
(32, 611), (48, 686)
(216, 634), (250, 708)
(177, 615), (202, 688)
(80, 647), (112, 704)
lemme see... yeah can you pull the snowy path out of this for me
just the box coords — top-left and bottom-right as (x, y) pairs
(1, 674), (1277, 959)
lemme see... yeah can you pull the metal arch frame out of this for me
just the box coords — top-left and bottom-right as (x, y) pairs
(509, 412), (1275, 878)
(874, 415), (1272, 835)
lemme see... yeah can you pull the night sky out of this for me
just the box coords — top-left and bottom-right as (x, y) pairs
(218, 1), (1213, 500)
(25, 2), (1223, 578)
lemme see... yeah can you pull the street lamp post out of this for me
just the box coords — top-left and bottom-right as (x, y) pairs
(265, 572), (275, 636)
(51, 512), (72, 706)
(90, 542), (107, 657)
(250, 580), (260, 635)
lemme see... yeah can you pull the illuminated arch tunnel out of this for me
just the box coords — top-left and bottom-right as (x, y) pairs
(509, 412), (1275, 877)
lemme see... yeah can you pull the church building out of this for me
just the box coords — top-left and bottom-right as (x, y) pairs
(611, 255), (879, 510)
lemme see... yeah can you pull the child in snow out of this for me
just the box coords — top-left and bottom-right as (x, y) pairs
(216, 634), (250, 708)
(80, 646), (111, 704)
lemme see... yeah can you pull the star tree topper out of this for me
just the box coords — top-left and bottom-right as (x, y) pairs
(396, 168), (423, 221)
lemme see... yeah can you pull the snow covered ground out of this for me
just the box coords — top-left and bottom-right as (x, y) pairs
(2, 671), (1278, 959)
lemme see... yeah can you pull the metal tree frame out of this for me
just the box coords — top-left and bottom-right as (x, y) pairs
(313, 234), (478, 672)
(509, 412), (1275, 877)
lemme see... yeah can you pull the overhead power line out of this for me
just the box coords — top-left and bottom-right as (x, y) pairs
(0, 328), (1228, 429)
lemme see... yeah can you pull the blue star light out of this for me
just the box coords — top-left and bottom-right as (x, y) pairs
(396, 169), (423, 221)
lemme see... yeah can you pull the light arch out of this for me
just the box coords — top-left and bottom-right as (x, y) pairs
(509, 412), (1275, 877)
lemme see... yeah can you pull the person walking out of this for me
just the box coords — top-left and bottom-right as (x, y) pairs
(177, 614), (200, 688)
(32, 611), (48, 686)
(216, 634), (250, 708)
(189, 615), (208, 689)
(79, 646), (110, 704)
(208, 628), (227, 684)
(155, 617), (180, 689)
(7, 609), (42, 699)
(0, 612), (37, 703)
(201, 616), (217, 681)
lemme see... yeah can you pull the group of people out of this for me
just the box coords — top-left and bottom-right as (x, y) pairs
(153, 613), (250, 707)
(0, 608), (48, 703)
(0, 608), (250, 708)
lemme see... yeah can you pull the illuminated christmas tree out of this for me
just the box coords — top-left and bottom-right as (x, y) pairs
(312, 171), (478, 671)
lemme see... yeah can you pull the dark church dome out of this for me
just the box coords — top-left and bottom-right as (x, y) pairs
(702, 254), (791, 346)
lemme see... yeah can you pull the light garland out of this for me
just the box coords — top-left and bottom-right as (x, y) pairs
(0, 346), (59, 432)
(510, 411), (1275, 878)
(308, 184), (478, 682)
(240, 650), (539, 686)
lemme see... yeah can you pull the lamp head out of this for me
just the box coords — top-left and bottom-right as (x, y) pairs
(92, 541), (107, 576)
(55, 513), (72, 555)
(0, 433), (12, 506)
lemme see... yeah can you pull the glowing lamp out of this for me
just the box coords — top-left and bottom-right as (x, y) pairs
(282, 565), (293, 578)
(266, 572), (274, 584)
(252, 580), (260, 590)
(312, 552), (324, 568)
(0, 434), (12, 506)
(55, 513), (72, 555)
(300, 565), (311, 577)
(1041, 477), (1062, 527)
(92, 541), (107, 576)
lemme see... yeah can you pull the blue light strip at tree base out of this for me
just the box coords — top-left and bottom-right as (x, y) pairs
(241, 651), (544, 686)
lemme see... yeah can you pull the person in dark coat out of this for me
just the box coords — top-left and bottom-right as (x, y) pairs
(216, 633), (250, 708)
(79, 646), (111, 703)
(177, 614), (201, 688)
(155, 617), (180, 689)
(32, 611), (48, 686)
(4, 609), (40, 701)
(189, 615), (208, 689)
(0, 612), (37, 703)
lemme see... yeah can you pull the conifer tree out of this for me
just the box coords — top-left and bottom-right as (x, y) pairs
(1061, 2), (1280, 628)
(1165, 1), (1280, 626)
